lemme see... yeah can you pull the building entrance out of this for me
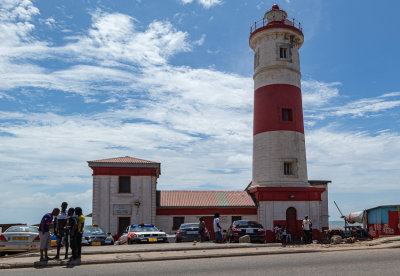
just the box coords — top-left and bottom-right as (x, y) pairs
(203, 216), (215, 240)
(118, 217), (131, 234)
(286, 207), (300, 241)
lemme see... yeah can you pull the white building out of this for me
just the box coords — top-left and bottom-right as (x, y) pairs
(88, 156), (160, 235)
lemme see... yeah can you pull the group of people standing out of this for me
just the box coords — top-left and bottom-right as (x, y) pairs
(274, 215), (313, 245)
(39, 202), (85, 262)
(274, 225), (292, 245)
(197, 213), (223, 243)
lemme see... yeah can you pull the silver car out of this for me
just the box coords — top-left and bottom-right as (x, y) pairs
(0, 225), (40, 256)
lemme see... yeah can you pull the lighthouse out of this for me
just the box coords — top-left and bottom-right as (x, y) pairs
(248, 5), (330, 242)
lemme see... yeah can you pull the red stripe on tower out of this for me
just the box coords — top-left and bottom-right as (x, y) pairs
(254, 84), (304, 135)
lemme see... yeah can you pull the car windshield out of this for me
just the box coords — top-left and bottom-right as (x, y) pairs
(84, 225), (105, 234)
(6, 226), (38, 233)
(234, 221), (262, 228)
(131, 226), (159, 232)
(181, 224), (198, 229)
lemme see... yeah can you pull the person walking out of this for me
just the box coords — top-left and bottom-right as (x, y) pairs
(54, 202), (68, 259)
(74, 207), (85, 259)
(39, 208), (60, 261)
(66, 208), (78, 260)
(274, 225), (282, 243)
(281, 227), (287, 246)
(302, 215), (311, 244)
(213, 213), (222, 243)
(198, 217), (206, 242)
(286, 225), (292, 244)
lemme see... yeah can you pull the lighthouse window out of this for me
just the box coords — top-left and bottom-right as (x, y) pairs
(282, 108), (293, 121)
(284, 162), (293, 175)
(280, 47), (288, 59)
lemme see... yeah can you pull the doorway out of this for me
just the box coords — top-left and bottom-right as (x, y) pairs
(203, 216), (215, 240)
(286, 207), (299, 240)
(118, 217), (131, 234)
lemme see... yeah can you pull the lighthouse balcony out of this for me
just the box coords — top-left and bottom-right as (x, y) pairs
(250, 17), (302, 37)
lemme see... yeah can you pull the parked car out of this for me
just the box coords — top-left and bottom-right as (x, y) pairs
(118, 224), (167, 244)
(0, 225), (40, 256)
(81, 224), (114, 246)
(175, 223), (210, 242)
(228, 220), (266, 243)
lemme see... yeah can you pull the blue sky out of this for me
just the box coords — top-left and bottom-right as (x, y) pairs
(0, 0), (399, 225)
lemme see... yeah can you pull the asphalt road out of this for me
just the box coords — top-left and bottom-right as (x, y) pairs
(2, 247), (400, 276)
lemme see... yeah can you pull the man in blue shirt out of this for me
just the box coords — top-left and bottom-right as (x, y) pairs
(39, 208), (60, 261)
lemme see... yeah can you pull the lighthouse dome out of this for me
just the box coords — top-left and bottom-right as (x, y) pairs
(264, 5), (287, 23)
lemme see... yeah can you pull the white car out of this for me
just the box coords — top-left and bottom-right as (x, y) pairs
(0, 225), (40, 256)
(118, 224), (168, 244)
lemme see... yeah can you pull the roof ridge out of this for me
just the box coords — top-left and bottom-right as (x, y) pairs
(88, 156), (159, 164)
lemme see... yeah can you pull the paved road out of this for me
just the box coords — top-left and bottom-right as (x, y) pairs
(2, 247), (400, 276)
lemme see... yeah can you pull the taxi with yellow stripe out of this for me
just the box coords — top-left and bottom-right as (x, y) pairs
(121, 224), (167, 244)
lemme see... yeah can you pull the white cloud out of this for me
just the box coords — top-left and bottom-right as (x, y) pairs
(39, 17), (56, 28)
(180, 0), (222, 9)
(307, 126), (400, 192)
(327, 96), (400, 117)
(198, 0), (222, 8)
(206, 49), (219, 54)
(381, 92), (400, 98)
(194, 34), (206, 46)
(301, 80), (341, 108)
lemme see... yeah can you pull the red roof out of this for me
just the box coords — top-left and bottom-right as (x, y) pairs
(88, 156), (159, 164)
(157, 191), (256, 208)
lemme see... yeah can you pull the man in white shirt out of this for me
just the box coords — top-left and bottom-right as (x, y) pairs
(302, 215), (312, 244)
(213, 212), (222, 243)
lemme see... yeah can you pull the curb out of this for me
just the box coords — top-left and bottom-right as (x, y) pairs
(1, 243), (400, 270)
(81, 243), (282, 255)
(6, 243), (282, 258)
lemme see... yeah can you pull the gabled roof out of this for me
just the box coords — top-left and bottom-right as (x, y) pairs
(87, 156), (160, 169)
(157, 191), (256, 208)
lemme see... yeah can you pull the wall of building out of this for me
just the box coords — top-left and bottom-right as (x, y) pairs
(258, 201), (321, 230)
(92, 175), (156, 234)
(258, 200), (324, 242)
(156, 214), (258, 235)
(367, 206), (400, 238)
(310, 182), (329, 230)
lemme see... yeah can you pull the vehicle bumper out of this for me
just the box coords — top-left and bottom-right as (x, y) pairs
(0, 242), (40, 252)
(176, 235), (202, 242)
(82, 239), (114, 246)
(231, 234), (266, 242)
(133, 237), (168, 243)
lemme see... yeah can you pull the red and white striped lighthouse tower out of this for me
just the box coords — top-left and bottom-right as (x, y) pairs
(248, 5), (329, 242)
